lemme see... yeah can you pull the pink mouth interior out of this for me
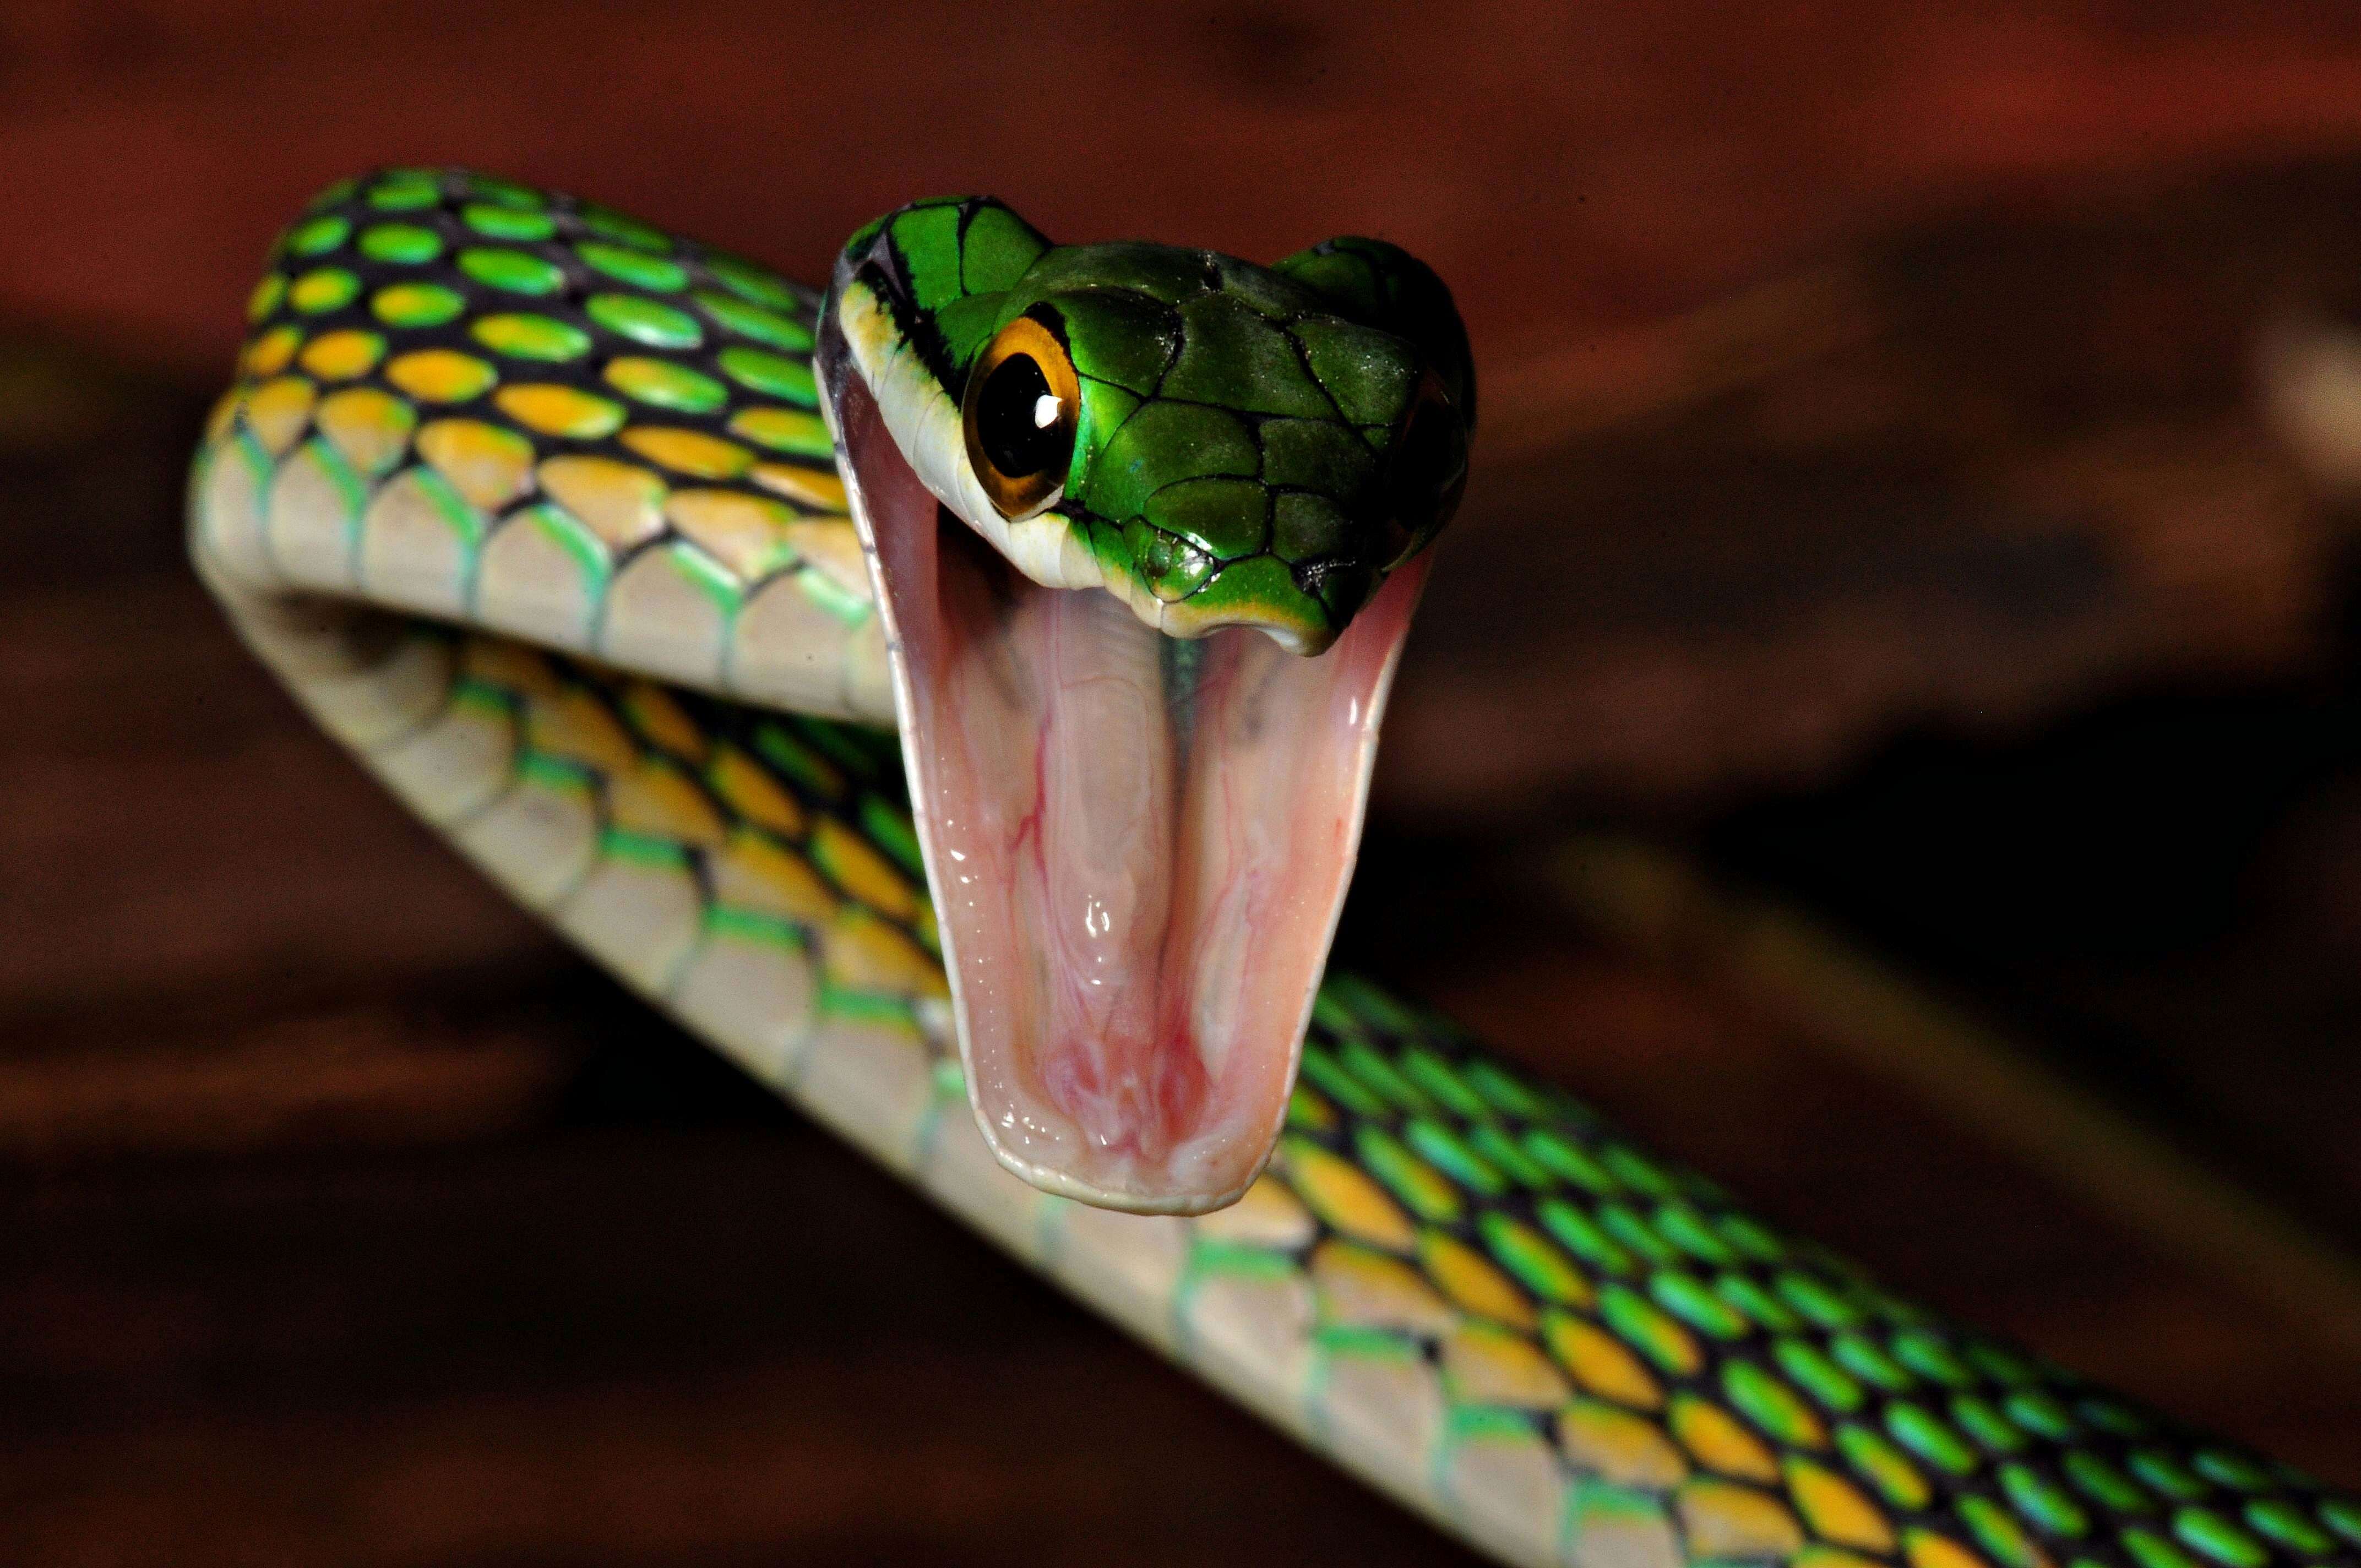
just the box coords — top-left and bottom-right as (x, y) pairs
(838, 379), (1425, 1213)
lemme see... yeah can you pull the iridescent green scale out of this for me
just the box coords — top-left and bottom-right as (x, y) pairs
(205, 167), (886, 727)
(231, 171), (821, 547)
(836, 193), (1471, 640)
(1249, 974), (2358, 1568)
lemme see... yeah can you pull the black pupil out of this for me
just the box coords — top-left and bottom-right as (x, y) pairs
(976, 352), (1069, 478)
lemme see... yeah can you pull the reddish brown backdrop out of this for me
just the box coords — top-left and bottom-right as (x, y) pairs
(6, 5), (2361, 1565)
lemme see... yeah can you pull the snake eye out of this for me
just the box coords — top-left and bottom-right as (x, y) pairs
(1380, 369), (1467, 569)
(962, 314), (1081, 521)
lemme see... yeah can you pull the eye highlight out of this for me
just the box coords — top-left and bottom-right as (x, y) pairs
(962, 314), (1081, 520)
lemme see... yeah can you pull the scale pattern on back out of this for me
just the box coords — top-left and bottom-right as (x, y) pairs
(188, 168), (2361, 1568)
(198, 166), (891, 724)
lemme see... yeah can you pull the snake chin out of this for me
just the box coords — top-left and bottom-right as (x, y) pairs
(826, 327), (1427, 1215)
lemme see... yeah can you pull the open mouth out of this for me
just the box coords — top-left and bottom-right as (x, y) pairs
(827, 370), (1425, 1215)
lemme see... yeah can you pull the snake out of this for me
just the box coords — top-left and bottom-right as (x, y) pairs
(185, 167), (2359, 1568)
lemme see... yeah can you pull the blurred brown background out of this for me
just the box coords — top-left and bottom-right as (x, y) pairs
(8, 4), (2361, 1564)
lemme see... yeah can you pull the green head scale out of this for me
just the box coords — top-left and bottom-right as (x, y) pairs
(820, 195), (1473, 654)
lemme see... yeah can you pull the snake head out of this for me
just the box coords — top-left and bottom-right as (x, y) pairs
(819, 199), (1472, 1215)
(826, 198), (1473, 654)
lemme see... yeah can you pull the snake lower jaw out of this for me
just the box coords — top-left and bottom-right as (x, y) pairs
(831, 363), (1426, 1215)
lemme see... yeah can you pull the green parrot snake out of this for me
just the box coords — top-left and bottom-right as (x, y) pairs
(187, 168), (2361, 1568)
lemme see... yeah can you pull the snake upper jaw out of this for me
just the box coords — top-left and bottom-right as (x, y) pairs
(821, 293), (1428, 1216)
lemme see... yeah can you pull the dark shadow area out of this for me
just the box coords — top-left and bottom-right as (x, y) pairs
(1705, 560), (2361, 1246)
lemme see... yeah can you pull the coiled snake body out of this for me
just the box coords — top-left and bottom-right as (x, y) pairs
(189, 169), (2361, 1568)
